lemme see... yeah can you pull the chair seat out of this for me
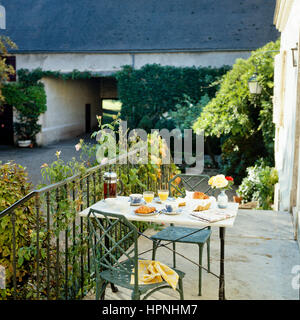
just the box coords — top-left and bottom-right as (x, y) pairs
(100, 259), (185, 295)
(150, 226), (212, 244)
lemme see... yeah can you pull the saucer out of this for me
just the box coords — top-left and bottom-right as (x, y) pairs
(161, 208), (182, 215)
(154, 197), (175, 203)
(130, 199), (146, 206)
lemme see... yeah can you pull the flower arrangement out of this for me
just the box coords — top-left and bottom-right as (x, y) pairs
(208, 174), (234, 190)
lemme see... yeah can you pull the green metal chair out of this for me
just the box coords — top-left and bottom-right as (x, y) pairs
(151, 174), (213, 296)
(87, 208), (185, 300)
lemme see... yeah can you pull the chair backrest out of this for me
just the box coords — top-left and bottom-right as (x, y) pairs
(169, 174), (215, 197)
(87, 208), (139, 288)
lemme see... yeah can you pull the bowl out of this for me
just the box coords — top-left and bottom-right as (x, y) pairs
(129, 193), (143, 204)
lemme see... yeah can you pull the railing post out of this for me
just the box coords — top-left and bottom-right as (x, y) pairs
(72, 180), (76, 299)
(92, 172), (96, 204)
(35, 193), (40, 299)
(64, 184), (69, 300)
(55, 188), (60, 299)
(46, 191), (51, 299)
(86, 176), (90, 282)
(10, 210), (17, 300)
(79, 179), (84, 299)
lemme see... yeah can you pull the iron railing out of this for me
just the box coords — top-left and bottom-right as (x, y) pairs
(0, 149), (174, 300)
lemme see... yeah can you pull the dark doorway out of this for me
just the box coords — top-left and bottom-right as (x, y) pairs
(0, 105), (14, 145)
(85, 103), (91, 133)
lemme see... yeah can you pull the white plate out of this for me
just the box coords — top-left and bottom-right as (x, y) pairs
(130, 200), (146, 206)
(134, 211), (159, 217)
(163, 209), (182, 215)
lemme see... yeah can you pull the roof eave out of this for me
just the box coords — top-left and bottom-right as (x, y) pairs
(11, 48), (254, 55)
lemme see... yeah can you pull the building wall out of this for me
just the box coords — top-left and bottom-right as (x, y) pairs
(16, 51), (252, 146)
(274, 0), (300, 242)
(15, 51), (251, 72)
(37, 77), (101, 145)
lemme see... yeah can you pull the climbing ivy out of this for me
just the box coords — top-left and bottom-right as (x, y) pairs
(115, 64), (230, 132)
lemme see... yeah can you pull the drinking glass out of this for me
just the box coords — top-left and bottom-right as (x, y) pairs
(143, 191), (154, 204)
(158, 189), (169, 203)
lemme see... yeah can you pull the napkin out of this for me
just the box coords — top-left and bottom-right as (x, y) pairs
(190, 208), (236, 223)
(130, 260), (179, 290)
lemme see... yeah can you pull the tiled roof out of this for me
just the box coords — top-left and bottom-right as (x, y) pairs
(0, 0), (279, 53)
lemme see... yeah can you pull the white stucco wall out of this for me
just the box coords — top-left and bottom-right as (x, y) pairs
(15, 51), (251, 72)
(274, 0), (300, 218)
(133, 51), (251, 68)
(37, 77), (101, 145)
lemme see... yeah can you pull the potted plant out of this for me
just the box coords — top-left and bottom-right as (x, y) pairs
(14, 119), (41, 147)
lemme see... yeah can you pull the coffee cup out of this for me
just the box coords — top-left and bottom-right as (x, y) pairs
(165, 203), (178, 213)
(129, 194), (143, 204)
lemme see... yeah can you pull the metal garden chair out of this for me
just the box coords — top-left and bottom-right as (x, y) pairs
(150, 174), (213, 296)
(87, 208), (185, 300)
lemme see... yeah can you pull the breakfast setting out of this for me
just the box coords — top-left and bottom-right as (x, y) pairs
(100, 174), (237, 224)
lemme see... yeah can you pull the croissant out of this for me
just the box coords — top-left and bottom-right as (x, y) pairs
(193, 191), (209, 199)
(178, 202), (186, 207)
(135, 206), (156, 214)
(194, 203), (211, 211)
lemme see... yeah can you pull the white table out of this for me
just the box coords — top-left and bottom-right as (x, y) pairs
(79, 197), (239, 300)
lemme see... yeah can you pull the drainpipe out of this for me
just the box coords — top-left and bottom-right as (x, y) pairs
(131, 53), (135, 68)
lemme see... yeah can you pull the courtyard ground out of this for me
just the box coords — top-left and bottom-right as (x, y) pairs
(0, 134), (93, 186)
(84, 208), (300, 300)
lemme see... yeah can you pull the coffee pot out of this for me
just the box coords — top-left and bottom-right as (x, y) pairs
(103, 170), (124, 199)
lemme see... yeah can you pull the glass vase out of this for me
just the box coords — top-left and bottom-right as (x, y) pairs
(217, 190), (228, 208)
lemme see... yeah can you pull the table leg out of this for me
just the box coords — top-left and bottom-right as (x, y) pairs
(219, 227), (225, 300)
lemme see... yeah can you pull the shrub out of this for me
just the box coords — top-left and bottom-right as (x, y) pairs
(0, 36), (17, 103)
(237, 159), (278, 210)
(193, 40), (280, 182)
(116, 64), (230, 132)
(2, 82), (47, 142)
(0, 161), (47, 299)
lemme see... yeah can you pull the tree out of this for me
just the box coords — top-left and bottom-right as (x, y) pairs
(193, 39), (280, 182)
(0, 36), (17, 103)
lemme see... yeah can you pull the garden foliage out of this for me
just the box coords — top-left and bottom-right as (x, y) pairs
(193, 40), (280, 182)
(0, 162), (47, 299)
(116, 64), (230, 132)
(237, 159), (278, 210)
(0, 36), (17, 103)
(3, 82), (47, 141)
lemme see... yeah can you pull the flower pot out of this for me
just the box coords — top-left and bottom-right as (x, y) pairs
(18, 140), (32, 148)
(233, 196), (243, 204)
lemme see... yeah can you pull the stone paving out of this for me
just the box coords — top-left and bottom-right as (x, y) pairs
(85, 209), (300, 300)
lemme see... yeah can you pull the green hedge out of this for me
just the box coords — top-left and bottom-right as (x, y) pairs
(116, 64), (230, 132)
